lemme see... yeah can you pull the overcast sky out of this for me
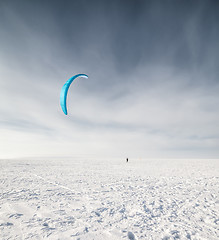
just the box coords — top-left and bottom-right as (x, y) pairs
(1, 0), (219, 159)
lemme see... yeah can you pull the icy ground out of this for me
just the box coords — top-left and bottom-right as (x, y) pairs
(0, 158), (218, 240)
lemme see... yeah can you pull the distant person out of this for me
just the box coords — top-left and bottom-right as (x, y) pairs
(126, 158), (128, 163)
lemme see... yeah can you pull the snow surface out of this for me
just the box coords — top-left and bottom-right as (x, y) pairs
(0, 158), (218, 240)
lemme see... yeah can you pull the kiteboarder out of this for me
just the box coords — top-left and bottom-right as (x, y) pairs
(126, 158), (128, 163)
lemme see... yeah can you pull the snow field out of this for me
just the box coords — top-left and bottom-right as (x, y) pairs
(0, 158), (218, 239)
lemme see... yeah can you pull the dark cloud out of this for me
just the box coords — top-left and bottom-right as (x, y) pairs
(1, 0), (219, 73)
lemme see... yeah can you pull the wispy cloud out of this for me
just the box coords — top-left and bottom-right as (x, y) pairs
(1, 0), (219, 158)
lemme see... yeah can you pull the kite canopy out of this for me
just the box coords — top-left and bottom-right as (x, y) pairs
(60, 74), (88, 115)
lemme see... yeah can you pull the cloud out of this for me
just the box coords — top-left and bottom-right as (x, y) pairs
(0, 0), (219, 158)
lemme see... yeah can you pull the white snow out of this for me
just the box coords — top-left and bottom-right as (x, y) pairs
(0, 158), (218, 239)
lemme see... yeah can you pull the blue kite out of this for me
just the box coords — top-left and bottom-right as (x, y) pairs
(60, 74), (88, 115)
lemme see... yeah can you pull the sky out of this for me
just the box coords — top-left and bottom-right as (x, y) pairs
(0, 0), (219, 159)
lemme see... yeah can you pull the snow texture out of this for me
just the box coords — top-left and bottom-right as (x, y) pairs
(0, 158), (218, 239)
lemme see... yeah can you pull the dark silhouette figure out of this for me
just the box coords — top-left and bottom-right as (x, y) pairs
(126, 158), (128, 163)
